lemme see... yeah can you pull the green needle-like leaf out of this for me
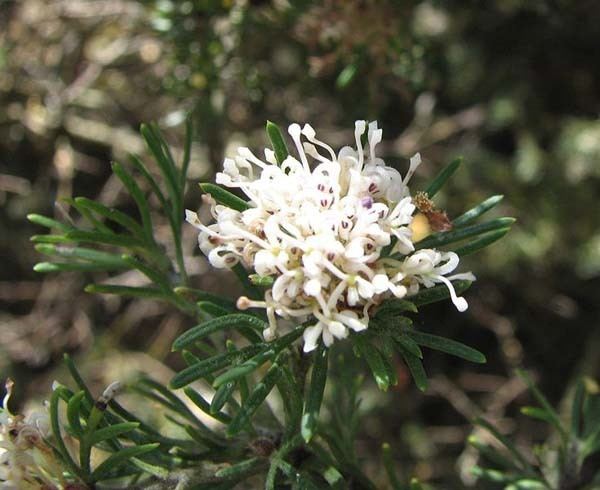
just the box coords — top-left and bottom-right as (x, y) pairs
(516, 369), (567, 441)
(474, 417), (534, 473)
(34, 261), (127, 273)
(212, 328), (303, 388)
(406, 330), (486, 363)
(172, 314), (266, 351)
(66, 391), (85, 436)
(65, 229), (146, 248)
(181, 116), (193, 190)
(73, 197), (145, 238)
(453, 194), (504, 227)
(140, 123), (180, 208)
(425, 157), (462, 198)
(90, 422), (140, 445)
(84, 284), (166, 299)
(454, 228), (511, 256)
(301, 342), (328, 443)
(109, 163), (156, 242)
(35, 244), (128, 267)
(91, 443), (159, 481)
(266, 121), (289, 164)
(227, 358), (283, 436)
(375, 299), (418, 318)
(184, 387), (232, 424)
(173, 286), (237, 310)
(215, 457), (265, 478)
(50, 387), (85, 481)
(199, 183), (250, 212)
(394, 335), (423, 359)
(354, 336), (391, 391)
(210, 381), (237, 414)
(170, 344), (264, 389)
(413, 217), (516, 251)
(27, 213), (72, 232)
(397, 346), (428, 392)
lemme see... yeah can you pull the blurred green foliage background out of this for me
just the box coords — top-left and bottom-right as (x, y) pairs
(1, 0), (599, 486)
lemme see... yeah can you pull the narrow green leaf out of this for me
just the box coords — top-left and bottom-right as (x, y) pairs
(474, 417), (534, 473)
(375, 299), (418, 318)
(394, 335), (423, 359)
(85, 284), (166, 299)
(35, 244), (128, 267)
(31, 234), (74, 244)
(408, 280), (472, 307)
(111, 162), (154, 242)
(516, 369), (567, 440)
(65, 197), (113, 234)
(63, 353), (94, 403)
(454, 228), (510, 256)
(199, 183), (250, 212)
(130, 457), (170, 479)
(336, 63), (358, 88)
(301, 343), (328, 443)
(227, 358), (283, 436)
(212, 328), (303, 388)
(129, 154), (169, 212)
(173, 286), (237, 310)
(354, 336), (390, 391)
(197, 301), (230, 317)
(120, 255), (170, 290)
(172, 314), (266, 351)
(470, 466), (512, 483)
(73, 197), (145, 238)
(184, 387), (231, 424)
(180, 116), (193, 189)
(266, 121), (289, 164)
(406, 330), (486, 363)
(137, 378), (195, 418)
(27, 213), (71, 232)
(413, 217), (516, 251)
(66, 391), (85, 436)
(34, 261), (126, 273)
(50, 387), (84, 480)
(211, 382), (237, 414)
(91, 443), (159, 481)
(215, 457), (264, 478)
(453, 195), (504, 227)
(382, 443), (402, 490)
(425, 157), (462, 198)
(467, 434), (520, 470)
(276, 364), (303, 431)
(140, 123), (180, 207)
(170, 344), (264, 389)
(398, 347), (428, 392)
(65, 229), (146, 248)
(90, 422), (139, 445)
(520, 406), (555, 423)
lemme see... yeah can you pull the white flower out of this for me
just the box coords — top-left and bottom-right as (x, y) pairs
(188, 121), (473, 351)
(0, 380), (63, 489)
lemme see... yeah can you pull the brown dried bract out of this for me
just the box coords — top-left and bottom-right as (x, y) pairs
(413, 191), (453, 233)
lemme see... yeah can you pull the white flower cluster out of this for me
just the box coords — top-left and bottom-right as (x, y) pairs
(0, 380), (57, 490)
(187, 121), (474, 352)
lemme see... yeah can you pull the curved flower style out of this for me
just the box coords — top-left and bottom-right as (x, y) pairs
(187, 121), (474, 352)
